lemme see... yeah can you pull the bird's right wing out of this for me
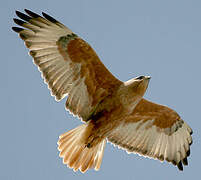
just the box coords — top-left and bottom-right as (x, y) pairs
(12, 9), (122, 121)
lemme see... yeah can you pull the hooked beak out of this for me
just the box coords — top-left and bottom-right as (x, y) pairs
(145, 76), (151, 80)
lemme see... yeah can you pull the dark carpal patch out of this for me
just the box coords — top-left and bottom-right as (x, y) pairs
(58, 34), (78, 48)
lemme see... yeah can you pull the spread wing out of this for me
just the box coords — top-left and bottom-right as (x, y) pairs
(12, 9), (122, 121)
(107, 98), (193, 170)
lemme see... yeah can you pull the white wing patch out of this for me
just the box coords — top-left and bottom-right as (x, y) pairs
(13, 10), (96, 120)
(107, 119), (192, 170)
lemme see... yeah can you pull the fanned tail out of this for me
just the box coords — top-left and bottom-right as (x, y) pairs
(57, 124), (106, 173)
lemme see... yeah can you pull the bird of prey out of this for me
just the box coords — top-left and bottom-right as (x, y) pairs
(12, 9), (193, 173)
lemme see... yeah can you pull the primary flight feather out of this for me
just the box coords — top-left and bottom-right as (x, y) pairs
(12, 9), (192, 172)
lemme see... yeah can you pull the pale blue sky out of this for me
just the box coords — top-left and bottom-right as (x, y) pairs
(1, 0), (201, 179)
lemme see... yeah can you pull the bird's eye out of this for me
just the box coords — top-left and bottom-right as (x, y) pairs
(136, 76), (144, 80)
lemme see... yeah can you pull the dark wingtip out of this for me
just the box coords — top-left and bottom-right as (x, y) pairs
(24, 9), (41, 18)
(13, 18), (26, 26)
(172, 160), (177, 166)
(182, 157), (188, 166)
(16, 10), (31, 21)
(42, 12), (58, 23)
(12, 27), (24, 33)
(186, 149), (190, 157)
(177, 161), (183, 171)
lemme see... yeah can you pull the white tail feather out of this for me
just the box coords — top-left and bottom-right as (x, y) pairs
(57, 124), (106, 173)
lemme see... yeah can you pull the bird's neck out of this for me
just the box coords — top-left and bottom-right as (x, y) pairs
(117, 83), (143, 114)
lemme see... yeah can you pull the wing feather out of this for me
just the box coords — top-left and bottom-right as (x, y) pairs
(13, 10), (122, 121)
(107, 98), (192, 170)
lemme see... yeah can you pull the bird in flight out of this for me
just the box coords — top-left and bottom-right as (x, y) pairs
(12, 9), (193, 173)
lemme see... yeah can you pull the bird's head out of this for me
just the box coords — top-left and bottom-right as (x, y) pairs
(124, 75), (151, 97)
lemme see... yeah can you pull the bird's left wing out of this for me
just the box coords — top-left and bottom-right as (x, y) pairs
(107, 98), (192, 170)
(12, 9), (122, 121)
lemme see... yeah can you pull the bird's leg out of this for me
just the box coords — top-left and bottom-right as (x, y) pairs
(85, 135), (102, 148)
